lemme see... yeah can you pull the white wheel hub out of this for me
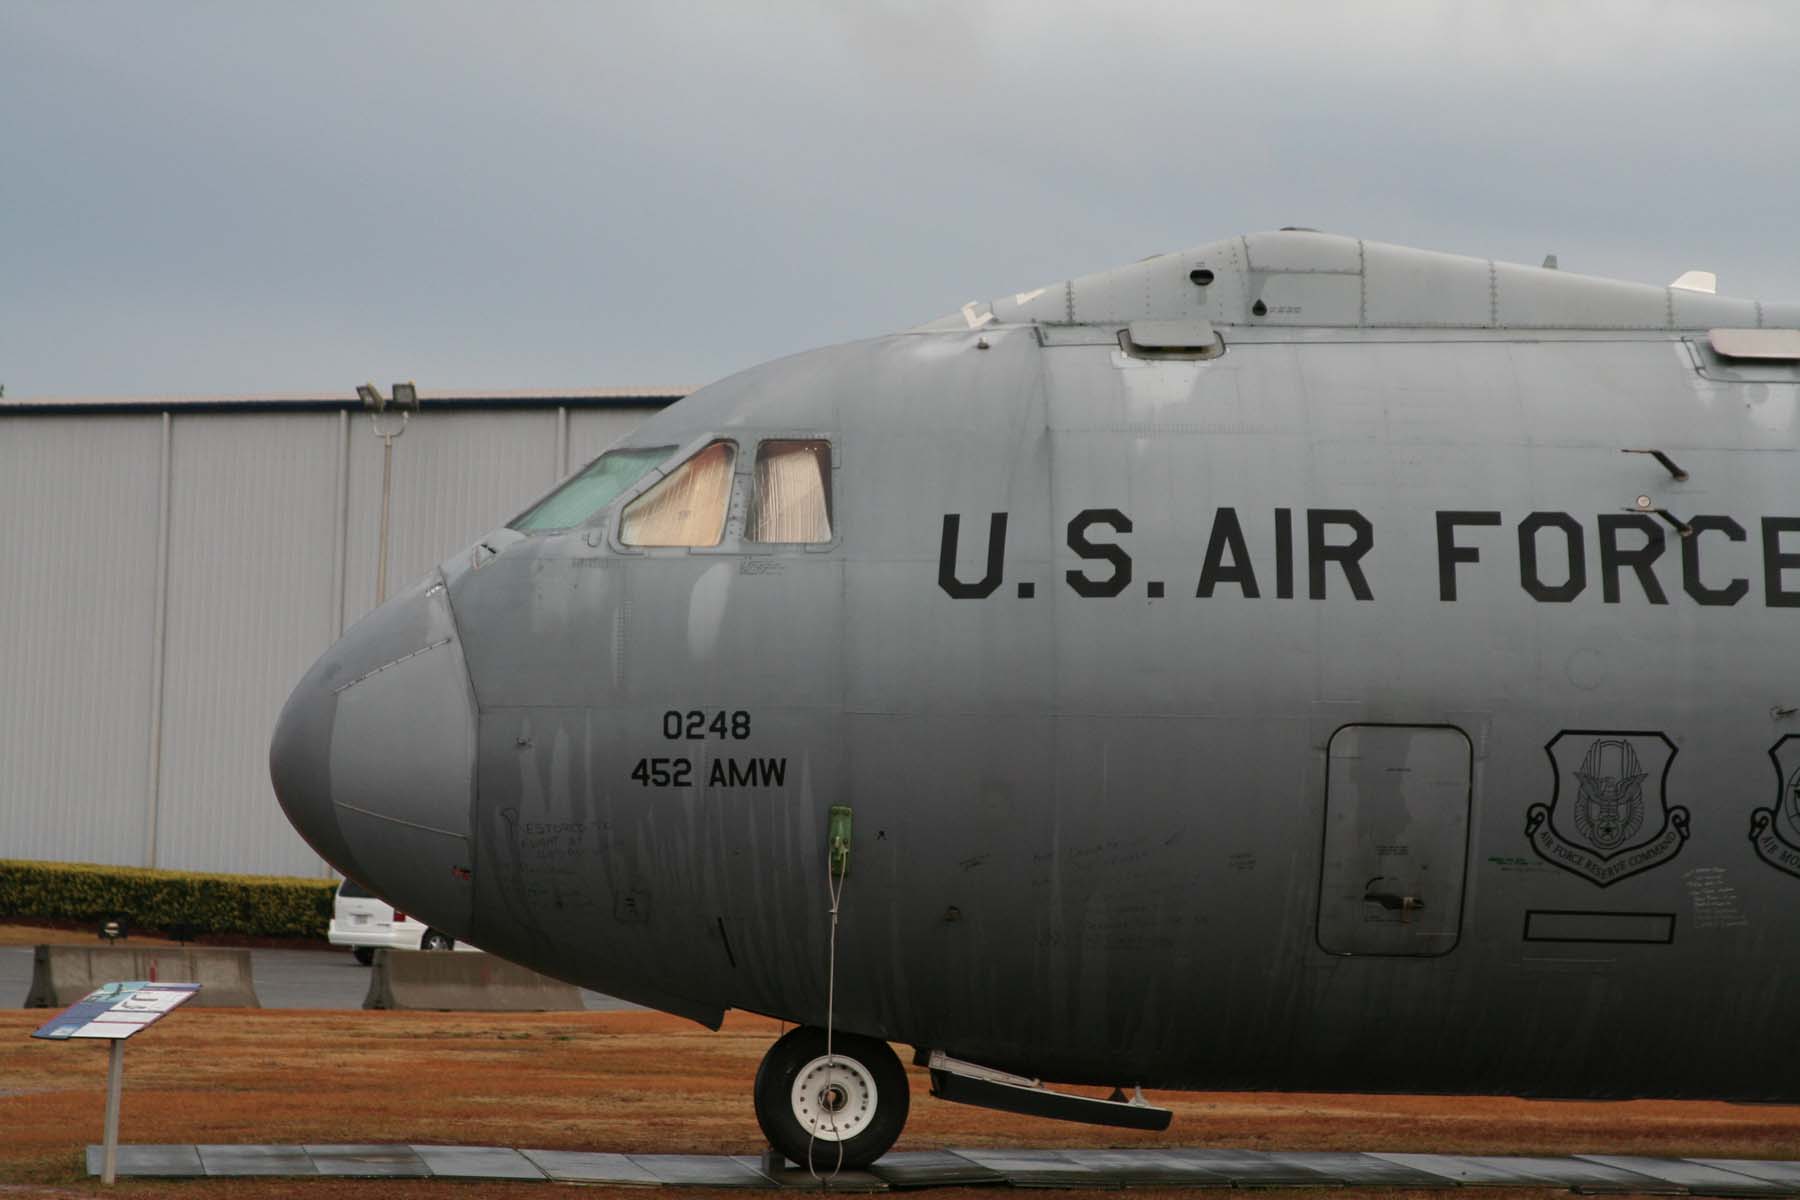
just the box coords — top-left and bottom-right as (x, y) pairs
(789, 1053), (878, 1142)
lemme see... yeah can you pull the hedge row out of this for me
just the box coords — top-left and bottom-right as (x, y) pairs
(0, 859), (336, 939)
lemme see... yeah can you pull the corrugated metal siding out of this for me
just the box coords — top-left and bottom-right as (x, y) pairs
(341, 411), (560, 626)
(2, 403), (663, 876)
(155, 415), (342, 875)
(566, 409), (651, 475)
(0, 417), (164, 863)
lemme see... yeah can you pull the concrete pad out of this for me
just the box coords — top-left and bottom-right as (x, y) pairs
(1692, 1159), (1800, 1189)
(85, 1143), (203, 1177)
(944, 1148), (1107, 1187)
(304, 1143), (431, 1177)
(866, 1149), (1008, 1187)
(1581, 1155), (1794, 1196)
(736, 1154), (888, 1190)
(1264, 1151), (1451, 1188)
(522, 1148), (663, 1185)
(1163, 1148), (1338, 1186)
(1057, 1148), (1234, 1186)
(197, 1144), (318, 1175)
(411, 1144), (545, 1179)
(1469, 1155), (1680, 1193)
(1370, 1153), (1572, 1186)
(629, 1153), (770, 1187)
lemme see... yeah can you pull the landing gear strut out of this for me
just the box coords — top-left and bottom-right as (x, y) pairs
(753, 1026), (909, 1170)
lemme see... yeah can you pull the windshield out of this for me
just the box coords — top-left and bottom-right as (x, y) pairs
(510, 446), (674, 532)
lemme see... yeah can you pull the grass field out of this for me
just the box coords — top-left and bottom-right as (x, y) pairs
(5, 1001), (1800, 1200)
(0, 920), (323, 951)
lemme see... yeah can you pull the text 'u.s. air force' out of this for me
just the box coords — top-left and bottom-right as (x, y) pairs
(937, 509), (1800, 606)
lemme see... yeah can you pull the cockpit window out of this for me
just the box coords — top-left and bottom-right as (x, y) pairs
(748, 440), (833, 544)
(621, 440), (736, 547)
(510, 446), (674, 532)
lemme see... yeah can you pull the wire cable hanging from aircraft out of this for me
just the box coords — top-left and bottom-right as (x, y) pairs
(808, 806), (855, 1184)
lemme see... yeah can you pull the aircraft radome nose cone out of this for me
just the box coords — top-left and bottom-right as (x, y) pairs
(270, 656), (362, 878)
(270, 572), (478, 927)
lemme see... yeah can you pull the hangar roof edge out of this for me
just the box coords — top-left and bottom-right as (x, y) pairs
(0, 389), (689, 416)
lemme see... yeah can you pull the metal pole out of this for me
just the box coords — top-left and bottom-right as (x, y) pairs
(329, 409), (350, 639)
(376, 432), (394, 606)
(142, 411), (173, 869)
(555, 405), (569, 479)
(362, 405), (407, 610)
(325, 409), (352, 879)
(101, 1038), (124, 1185)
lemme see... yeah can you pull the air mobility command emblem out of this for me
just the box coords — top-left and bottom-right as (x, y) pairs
(1527, 732), (1688, 886)
(1751, 736), (1800, 879)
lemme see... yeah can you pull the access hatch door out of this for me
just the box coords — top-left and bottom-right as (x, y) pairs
(1317, 723), (1472, 956)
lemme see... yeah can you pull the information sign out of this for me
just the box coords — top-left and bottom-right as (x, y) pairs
(29, 979), (202, 1184)
(32, 981), (200, 1041)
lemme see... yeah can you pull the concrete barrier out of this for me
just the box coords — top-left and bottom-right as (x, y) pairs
(364, 949), (582, 1012)
(25, 944), (261, 1008)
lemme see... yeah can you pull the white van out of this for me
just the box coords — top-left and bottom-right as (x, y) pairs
(327, 877), (471, 964)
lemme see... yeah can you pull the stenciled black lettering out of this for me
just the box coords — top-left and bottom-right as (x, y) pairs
(938, 512), (1007, 599)
(1681, 515), (1748, 606)
(1518, 512), (1586, 603)
(1763, 517), (1800, 607)
(1196, 507), (1260, 598)
(1066, 509), (1133, 598)
(1597, 514), (1668, 605)
(1306, 509), (1373, 601)
(1274, 507), (1294, 599)
(1436, 511), (1502, 602)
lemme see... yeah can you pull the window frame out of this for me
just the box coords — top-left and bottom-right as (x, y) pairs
(608, 435), (741, 555)
(606, 431), (842, 557)
(507, 444), (679, 535)
(747, 436), (838, 550)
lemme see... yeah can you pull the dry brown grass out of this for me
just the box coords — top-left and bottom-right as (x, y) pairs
(0, 922), (323, 951)
(0, 925), (188, 949)
(2, 1006), (1798, 1199)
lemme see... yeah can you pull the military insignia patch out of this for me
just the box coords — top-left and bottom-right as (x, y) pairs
(1752, 736), (1800, 879)
(1527, 731), (1688, 886)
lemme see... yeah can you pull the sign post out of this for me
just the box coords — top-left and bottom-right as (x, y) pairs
(31, 980), (201, 1185)
(102, 1039), (124, 1183)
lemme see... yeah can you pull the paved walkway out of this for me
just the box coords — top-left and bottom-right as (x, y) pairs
(84, 1144), (1800, 1193)
(3, 945), (639, 1010)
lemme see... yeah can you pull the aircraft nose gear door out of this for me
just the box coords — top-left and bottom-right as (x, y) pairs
(1316, 724), (1472, 957)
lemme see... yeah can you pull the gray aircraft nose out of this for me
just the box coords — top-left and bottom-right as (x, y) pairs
(270, 571), (478, 929)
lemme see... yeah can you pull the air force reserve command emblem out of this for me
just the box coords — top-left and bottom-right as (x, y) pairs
(1752, 736), (1800, 879)
(1526, 732), (1689, 886)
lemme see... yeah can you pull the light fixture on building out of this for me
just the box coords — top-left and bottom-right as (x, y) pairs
(354, 382), (420, 605)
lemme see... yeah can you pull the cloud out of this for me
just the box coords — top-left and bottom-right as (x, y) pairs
(1, 1), (1796, 396)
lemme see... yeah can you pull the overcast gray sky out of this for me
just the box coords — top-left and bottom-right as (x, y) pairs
(4, 1), (1797, 399)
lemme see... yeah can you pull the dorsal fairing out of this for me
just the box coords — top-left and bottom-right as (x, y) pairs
(921, 230), (1800, 333)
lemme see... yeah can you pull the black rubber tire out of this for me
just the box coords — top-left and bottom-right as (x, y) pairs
(753, 1026), (909, 1171)
(420, 930), (454, 951)
(352, 946), (375, 966)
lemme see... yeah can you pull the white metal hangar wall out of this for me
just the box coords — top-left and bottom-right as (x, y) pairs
(0, 390), (681, 878)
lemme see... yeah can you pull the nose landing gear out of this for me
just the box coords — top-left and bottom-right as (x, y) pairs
(752, 1026), (909, 1170)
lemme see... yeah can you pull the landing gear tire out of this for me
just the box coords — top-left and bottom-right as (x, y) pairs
(753, 1026), (909, 1171)
(420, 930), (454, 951)
(352, 947), (375, 966)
